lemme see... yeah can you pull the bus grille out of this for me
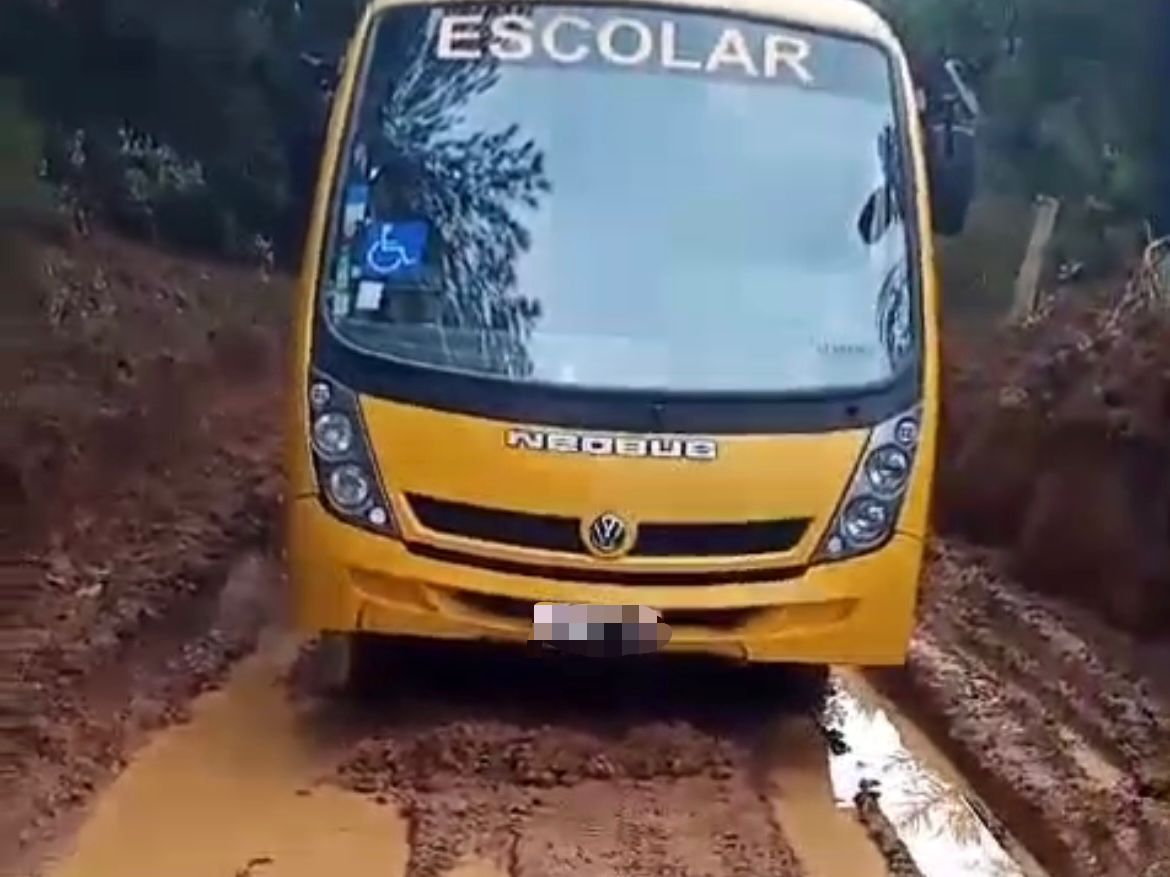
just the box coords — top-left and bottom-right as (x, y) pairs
(405, 494), (809, 558)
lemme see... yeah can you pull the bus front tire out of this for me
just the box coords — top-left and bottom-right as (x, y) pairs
(314, 631), (388, 696)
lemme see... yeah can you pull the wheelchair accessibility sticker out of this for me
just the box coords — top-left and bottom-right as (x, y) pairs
(362, 221), (428, 281)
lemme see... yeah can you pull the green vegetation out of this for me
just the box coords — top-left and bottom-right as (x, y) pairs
(0, 78), (49, 222)
(873, 0), (1167, 312)
(0, 0), (363, 262)
(0, 78), (55, 301)
(877, 0), (1163, 217)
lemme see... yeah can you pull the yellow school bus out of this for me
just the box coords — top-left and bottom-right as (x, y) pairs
(285, 0), (975, 686)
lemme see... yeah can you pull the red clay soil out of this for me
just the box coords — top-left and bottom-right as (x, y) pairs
(853, 788), (922, 877)
(874, 543), (1170, 877)
(0, 231), (286, 872)
(886, 274), (1170, 876)
(337, 719), (802, 877)
(937, 286), (1170, 636)
(305, 643), (823, 877)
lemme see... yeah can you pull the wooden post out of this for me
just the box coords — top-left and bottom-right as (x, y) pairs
(1009, 195), (1062, 323)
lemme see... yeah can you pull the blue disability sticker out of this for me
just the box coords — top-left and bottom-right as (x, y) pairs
(362, 221), (428, 281)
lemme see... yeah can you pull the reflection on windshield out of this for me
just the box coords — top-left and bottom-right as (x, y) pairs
(338, 6), (550, 380)
(321, 4), (915, 395)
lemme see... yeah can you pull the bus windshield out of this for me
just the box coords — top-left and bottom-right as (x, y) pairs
(320, 3), (916, 395)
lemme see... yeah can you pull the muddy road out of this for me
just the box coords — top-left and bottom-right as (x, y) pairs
(18, 553), (1036, 877)
(3, 235), (1170, 877)
(8, 537), (1166, 877)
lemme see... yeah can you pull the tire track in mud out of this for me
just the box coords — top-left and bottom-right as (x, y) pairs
(0, 547), (279, 872)
(879, 545), (1170, 877)
(926, 547), (1169, 788)
(338, 720), (798, 877)
(300, 644), (826, 877)
(0, 559), (50, 842)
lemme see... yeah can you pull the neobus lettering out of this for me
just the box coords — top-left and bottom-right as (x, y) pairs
(505, 429), (718, 461)
(436, 13), (814, 84)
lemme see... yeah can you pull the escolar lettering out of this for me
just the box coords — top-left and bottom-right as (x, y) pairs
(436, 12), (814, 84)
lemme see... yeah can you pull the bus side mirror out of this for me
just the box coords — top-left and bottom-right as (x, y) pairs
(927, 120), (976, 237)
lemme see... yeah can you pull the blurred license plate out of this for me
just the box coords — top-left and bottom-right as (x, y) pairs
(532, 603), (671, 657)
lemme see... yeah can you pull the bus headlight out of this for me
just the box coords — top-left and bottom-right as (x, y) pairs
(327, 464), (371, 510)
(307, 371), (397, 535)
(313, 412), (355, 458)
(841, 497), (892, 546)
(815, 405), (922, 563)
(865, 445), (911, 495)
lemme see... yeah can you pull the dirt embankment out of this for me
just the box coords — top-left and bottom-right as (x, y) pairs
(937, 276), (1170, 636)
(0, 231), (287, 868)
(892, 266), (1170, 877)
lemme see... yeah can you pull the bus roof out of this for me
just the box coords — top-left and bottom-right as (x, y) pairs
(367, 0), (900, 48)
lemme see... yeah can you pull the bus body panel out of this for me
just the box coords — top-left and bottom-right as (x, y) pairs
(362, 398), (875, 568)
(288, 497), (923, 665)
(285, 394), (939, 665)
(284, 0), (943, 666)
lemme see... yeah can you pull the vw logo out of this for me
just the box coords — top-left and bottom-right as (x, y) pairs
(585, 512), (633, 558)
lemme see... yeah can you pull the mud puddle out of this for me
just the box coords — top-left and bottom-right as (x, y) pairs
(5, 553), (273, 876)
(323, 641), (1048, 877)
(35, 621), (1064, 877)
(41, 631), (405, 877)
(324, 642), (813, 877)
(824, 674), (1045, 877)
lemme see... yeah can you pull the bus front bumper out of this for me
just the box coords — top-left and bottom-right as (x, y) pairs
(287, 498), (924, 667)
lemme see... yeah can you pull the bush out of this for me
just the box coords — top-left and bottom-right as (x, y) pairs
(0, 78), (51, 224)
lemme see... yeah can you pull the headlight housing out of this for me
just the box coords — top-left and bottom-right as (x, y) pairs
(327, 464), (372, 510)
(312, 412), (355, 459)
(865, 445), (911, 495)
(307, 371), (397, 535)
(815, 405), (922, 563)
(840, 497), (893, 546)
